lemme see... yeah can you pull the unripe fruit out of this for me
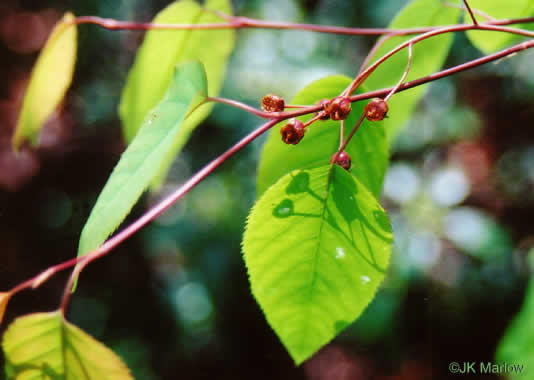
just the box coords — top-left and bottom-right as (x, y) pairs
(364, 98), (388, 121)
(315, 99), (331, 120)
(324, 97), (351, 121)
(332, 151), (351, 170)
(280, 118), (305, 145)
(261, 94), (285, 112)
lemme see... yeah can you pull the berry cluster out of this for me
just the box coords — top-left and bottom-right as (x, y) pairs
(316, 97), (352, 121)
(263, 94), (390, 172)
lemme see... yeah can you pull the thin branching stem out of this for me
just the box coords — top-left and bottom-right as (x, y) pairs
(7, 37), (534, 310)
(462, 0), (479, 25)
(58, 118), (279, 312)
(443, 1), (496, 21)
(72, 14), (534, 35)
(357, 34), (394, 75)
(331, 113), (366, 165)
(345, 23), (534, 95)
(5, 21), (534, 311)
(385, 43), (413, 102)
(339, 119), (345, 147)
(349, 39), (534, 103)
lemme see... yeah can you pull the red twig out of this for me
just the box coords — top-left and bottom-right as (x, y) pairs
(443, 1), (497, 22)
(358, 34), (394, 75)
(345, 23), (534, 95)
(58, 118), (280, 313)
(71, 14), (534, 36)
(384, 43), (413, 102)
(5, 35), (534, 313)
(331, 113), (366, 164)
(462, 0), (478, 25)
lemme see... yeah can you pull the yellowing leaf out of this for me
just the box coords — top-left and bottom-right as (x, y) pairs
(2, 312), (132, 379)
(0, 291), (13, 326)
(12, 12), (77, 150)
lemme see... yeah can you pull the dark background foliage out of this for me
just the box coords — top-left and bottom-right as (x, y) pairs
(1, 0), (533, 378)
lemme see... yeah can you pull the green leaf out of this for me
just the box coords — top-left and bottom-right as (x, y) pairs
(466, 0), (534, 53)
(77, 61), (207, 260)
(2, 311), (132, 379)
(119, 0), (235, 188)
(257, 76), (388, 199)
(12, 12), (77, 150)
(362, 0), (460, 140)
(495, 279), (534, 379)
(243, 165), (393, 364)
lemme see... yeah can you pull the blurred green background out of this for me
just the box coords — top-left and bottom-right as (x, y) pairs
(1, 0), (534, 379)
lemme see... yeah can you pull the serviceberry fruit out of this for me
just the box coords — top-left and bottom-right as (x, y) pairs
(315, 99), (331, 120)
(261, 94), (285, 112)
(364, 98), (388, 121)
(324, 97), (351, 121)
(332, 151), (351, 170)
(280, 118), (305, 145)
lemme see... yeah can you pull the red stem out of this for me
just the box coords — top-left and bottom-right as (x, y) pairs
(462, 0), (479, 26)
(72, 14), (534, 36)
(357, 34), (394, 75)
(346, 23), (534, 95)
(5, 34), (534, 312)
(443, 2), (496, 21)
(58, 118), (280, 313)
(384, 43), (413, 102)
(349, 39), (534, 103)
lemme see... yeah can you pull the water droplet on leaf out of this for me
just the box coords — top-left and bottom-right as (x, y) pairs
(335, 247), (345, 259)
(273, 198), (294, 218)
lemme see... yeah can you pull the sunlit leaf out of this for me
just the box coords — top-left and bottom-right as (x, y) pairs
(119, 0), (235, 188)
(3, 311), (132, 379)
(257, 76), (388, 199)
(0, 292), (13, 326)
(77, 62), (207, 262)
(362, 0), (460, 140)
(243, 165), (393, 364)
(466, 0), (534, 54)
(495, 279), (534, 379)
(12, 12), (77, 150)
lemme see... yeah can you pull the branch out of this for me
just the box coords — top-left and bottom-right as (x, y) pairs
(358, 34), (394, 75)
(4, 38), (534, 309)
(443, 1), (497, 22)
(347, 39), (534, 104)
(462, 0), (479, 26)
(58, 117), (280, 312)
(385, 43), (413, 102)
(72, 14), (534, 36)
(346, 23), (534, 95)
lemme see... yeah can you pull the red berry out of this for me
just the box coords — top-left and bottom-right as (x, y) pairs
(323, 97), (351, 121)
(332, 97), (352, 121)
(364, 98), (388, 121)
(332, 151), (351, 170)
(280, 118), (305, 145)
(315, 99), (331, 120)
(261, 94), (285, 112)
